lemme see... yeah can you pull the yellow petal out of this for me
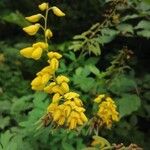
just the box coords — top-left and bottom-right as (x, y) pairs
(45, 29), (53, 39)
(47, 52), (62, 59)
(60, 82), (69, 93)
(52, 93), (62, 103)
(25, 14), (42, 23)
(49, 58), (59, 71)
(20, 47), (34, 58)
(69, 118), (77, 129)
(31, 76), (42, 86)
(23, 24), (40, 36)
(57, 116), (65, 125)
(44, 82), (56, 94)
(51, 6), (65, 17)
(52, 85), (64, 95)
(38, 3), (48, 11)
(56, 75), (70, 84)
(80, 113), (88, 122)
(31, 47), (43, 60)
(64, 92), (79, 100)
(32, 42), (48, 50)
(53, 109), (61, 121)
(42, 73), (51, 85)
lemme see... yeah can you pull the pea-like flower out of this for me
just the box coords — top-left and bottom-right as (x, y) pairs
(51, 6), (65, 17)
(23, 23), (40, 36)
(38, 2), (48, 11)
(25, 14), (42, 23)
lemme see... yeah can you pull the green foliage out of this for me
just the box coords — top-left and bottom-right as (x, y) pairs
(0, 0), (150, 149)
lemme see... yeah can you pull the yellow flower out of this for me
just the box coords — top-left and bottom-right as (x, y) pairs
(52, 93), (62, 103)
(64, 92), (80, 100)
(56, 75), (70, 84)
(23, 23), (40, 36)
(49, 58), (59, 71)
(32, 42), (48, 50)
(51, 6), (65, 17)
(31, 73), (51, 91)
(45, 29), (53, 39)
(94, 94), (105, 103)
(31, 76), (44, 90)
(38, 2), (48, 11)
(47, 103), (58, 113)
(31, 47), (43, 60)
(36, 66), (54, 76)
(60, 82), (69, 93)
(25, 14), (42, 23)
(47, 52), (62, 59)
(20, 47), (34, 58)
(44, 82), (56, 94)
(97, 96), (119, 128)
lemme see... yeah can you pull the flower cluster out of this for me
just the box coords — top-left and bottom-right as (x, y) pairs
(47, 92), (88, 129)
(20, 2), (88, 130)
(94, 94), (119, 128)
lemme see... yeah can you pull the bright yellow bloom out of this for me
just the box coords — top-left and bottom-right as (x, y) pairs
(25, 14), (42, 23)
(38, 3), (48, 11)
(32, 42), (48, 50)
(31, 47), (43, 60)
(94, 94), (105, 103)
(36, 66), (54, 76)
(60, 82), (69, 93)
(47, 52), (62, 59)
(23, 23), (40, 36)
(45, 29), (53, 39)
(49, 58), (59, 71)
(52, 93), (62, 103)
(64, 92), (80, 100)
(44, 82), (56, 94)
(97, 96), (119, 128)
(51, 6), (65, 17)
(47, 103), (58, 113)
(31, 73), (51, 91)
(56, 75), (70, 84)
(20, 47), (34, 58)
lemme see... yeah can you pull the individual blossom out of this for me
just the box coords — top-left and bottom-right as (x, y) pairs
(23, 23), (40, 36)
(47, 52), (62, 72)
(45, 29), (53, 39)
(31, 65), (54, 91)
(25, 14), (43, 23)
(38, 2), (48, 11)
(51, 6), (65, 17)
(20, 42), (48, 60)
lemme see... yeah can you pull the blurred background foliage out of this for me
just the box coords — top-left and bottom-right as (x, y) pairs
(0, 0), (150, 150)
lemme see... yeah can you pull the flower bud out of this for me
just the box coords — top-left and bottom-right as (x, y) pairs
(45, 29), (53, 39)
(23, 24), (40, 36)
(51, 6), (65, 17)
(25, 14), (42, 23)
(38, 3), (48, 11)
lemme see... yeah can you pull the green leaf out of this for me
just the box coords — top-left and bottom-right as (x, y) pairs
(87, 42), (101, 56)
(2, 11), (29, 27)
(134, 20), (150, 30)
(88, 65), (100, 76)
(108, 75), (137, 95)
(137, 30), (150, 39)
(117, 24), (134, 34)
(0, 116), (10, 130)
(117, 94), (141, 117)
